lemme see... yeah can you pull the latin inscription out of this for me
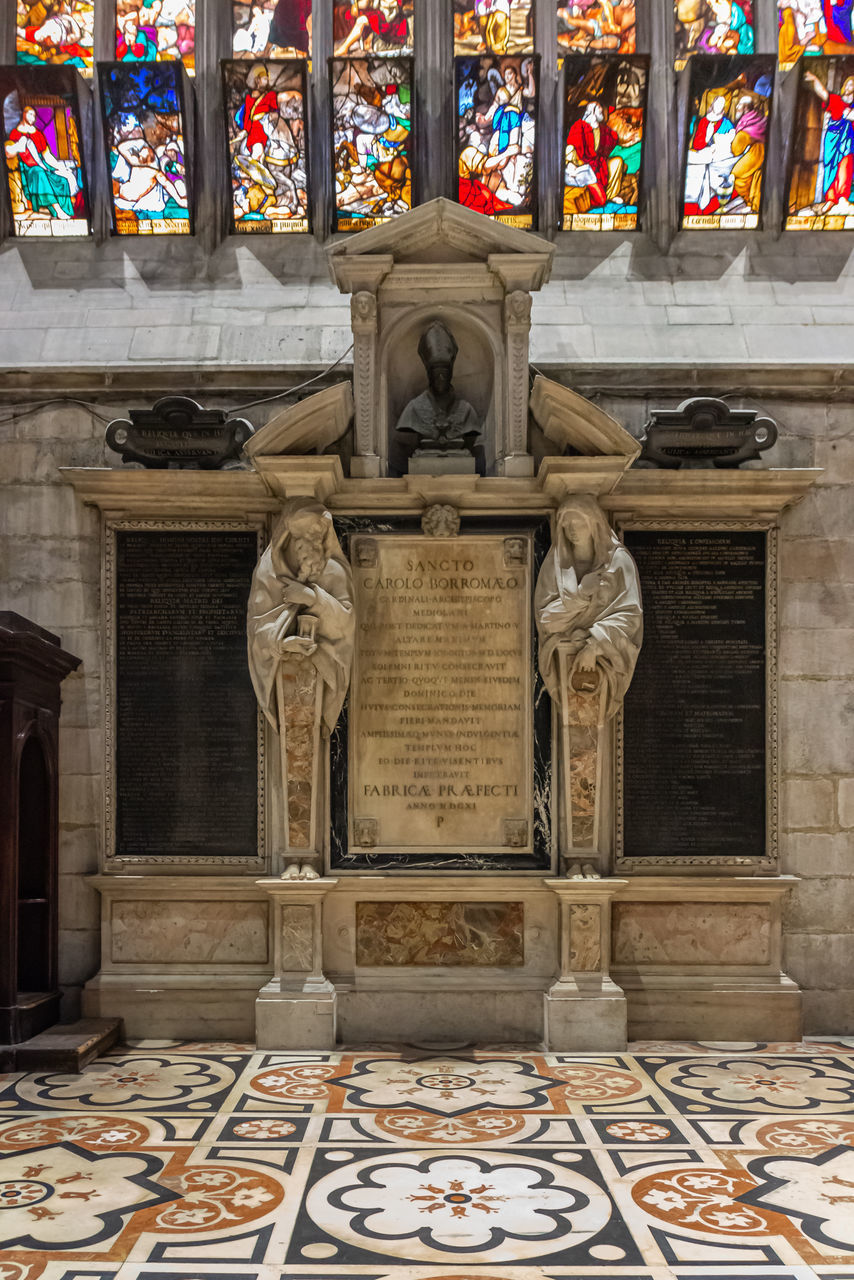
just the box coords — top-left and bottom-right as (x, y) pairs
(350, 535), (532, 852)
(114, 530), (260, 860)
(621, 530), (766, 861)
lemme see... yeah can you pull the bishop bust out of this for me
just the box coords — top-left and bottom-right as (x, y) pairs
(395, 321), (482, 458)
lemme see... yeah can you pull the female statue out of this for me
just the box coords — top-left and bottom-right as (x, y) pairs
(535, 494), (642, 724)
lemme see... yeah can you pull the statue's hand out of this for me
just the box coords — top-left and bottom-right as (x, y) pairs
(575, 642), (598, 672)
(282, 581), (316, 606)
(277, 635), (317, 658)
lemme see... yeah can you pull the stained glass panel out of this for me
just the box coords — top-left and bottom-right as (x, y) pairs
(456, 54), (538, 227)
(454, 0), (533, 55)
(99, 62), (192, 234)
(562, 55), (647, 230)
(778, 0), (854, 70)
(557, 1), (636, 55)
(787, 56), (854, 227)
(333, 1), (414, 55)
(116, 1), (196, 72)
(681, 55), (774, 228)
(331, 56), (412, 230)
(223, 60), (308, 232)
(16, 0), (94, 74)
(232, 1), (312, 58)
(0, 68), (90, 237)
(675, 0), (755, 70)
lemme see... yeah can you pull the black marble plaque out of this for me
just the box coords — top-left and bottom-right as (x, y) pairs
(622, 530), (767, 861)
(115, 530), (259, 859)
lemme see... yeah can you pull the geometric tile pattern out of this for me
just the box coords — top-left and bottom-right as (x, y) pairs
(0, 1037), (853, 1278)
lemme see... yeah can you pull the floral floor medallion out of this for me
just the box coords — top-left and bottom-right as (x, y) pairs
(0, 1040), (852, 1277)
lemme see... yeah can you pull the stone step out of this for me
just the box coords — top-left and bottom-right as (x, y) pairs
(4, 1018), (123, 1073)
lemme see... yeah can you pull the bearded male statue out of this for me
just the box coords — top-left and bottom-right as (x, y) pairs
(247, 499), (355, 876)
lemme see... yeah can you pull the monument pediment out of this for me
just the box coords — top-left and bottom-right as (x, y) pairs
(329, 198), (554, 293)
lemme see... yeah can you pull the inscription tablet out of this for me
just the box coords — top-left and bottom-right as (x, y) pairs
(621, 529), (767, 863)
(350, 533), (533, 854)
(114, 529), (260, 861)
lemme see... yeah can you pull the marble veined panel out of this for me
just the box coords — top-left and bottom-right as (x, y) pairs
(612, 901), (771, 967)
(111, 899), (268, 964)
(355, 901), (524, 966)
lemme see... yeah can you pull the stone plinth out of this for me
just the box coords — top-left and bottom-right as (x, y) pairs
(544, 878), (628, 1051)
(255, 878), (338, 1050)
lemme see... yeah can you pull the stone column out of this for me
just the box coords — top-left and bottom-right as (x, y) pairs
(543, 878), (628, 1051)
(350, 291), (380, 477)
(275, 651), (323, 856)
(502, 290), (533, 476)
(556, 640), (607, 865)
(255, 878), (338, 1049)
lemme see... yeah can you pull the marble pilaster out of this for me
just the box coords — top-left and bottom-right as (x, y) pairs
(255, 878), (339, 1049)
(543, 878), (628, 1051)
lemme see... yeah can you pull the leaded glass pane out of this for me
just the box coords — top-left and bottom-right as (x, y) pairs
(99, 62), (192, 234)
(232, 1), (312, 58)
(0, 67), (90, 237)
(557, 1), (636, 55)
(456, 54), (538, 227)
(16, 0), (94, 75)
(333, 1), (414, 55)
(116, 1), (196, 72)
(681, 55), (773, 228)
(331, 56), (412, 230)
(675, 0), (755, 70)
(562, 54), (647, 230)
(223, 59), (309, 232)
(454, 1), (533, 55)
(778, 0), (854, 69)
(787, 55), (854, 227)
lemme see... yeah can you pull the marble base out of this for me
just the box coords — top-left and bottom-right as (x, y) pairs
(337, 988), (543, 1045)
(620, 975), (803, 1042)
(407, 453), (477, 475)
(82, 974), (269, 1040)
(544, 977), (627, 1051)
(255, 979), (337, 1050)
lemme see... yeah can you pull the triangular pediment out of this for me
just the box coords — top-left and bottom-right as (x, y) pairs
(328, 198), (554, 292)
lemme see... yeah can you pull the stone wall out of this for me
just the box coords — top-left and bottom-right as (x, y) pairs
(0, 228), (851, 1031)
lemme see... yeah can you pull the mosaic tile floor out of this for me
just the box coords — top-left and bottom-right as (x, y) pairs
(1, 1040), (854, 1280)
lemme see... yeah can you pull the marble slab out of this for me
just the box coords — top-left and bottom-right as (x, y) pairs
(354, 900), (525, 966)
(349, 531), (533, 855)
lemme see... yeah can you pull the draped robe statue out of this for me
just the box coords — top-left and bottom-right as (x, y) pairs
(248, 499), (355, 874)
(535, 495), (643, 869)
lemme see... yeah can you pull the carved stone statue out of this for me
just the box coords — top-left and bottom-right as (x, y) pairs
(535, 495), (642, 724)
(535, 495), (642, 871)
(395, 321), (482, 458)
(248, 499), (355, 875)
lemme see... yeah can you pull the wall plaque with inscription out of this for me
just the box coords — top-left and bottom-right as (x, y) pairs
(349, 532), (533, 857)
(619, 529), (770, 865)
(112, 528), (261, 863)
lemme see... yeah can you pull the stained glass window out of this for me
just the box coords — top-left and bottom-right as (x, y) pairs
(333, 1), (413, 55)
(456, 54), (538, 227)
(0, 68), (90, 237)
(16, 0), (94, 74)
(681, 55), (773, 228)
(99, 62), (192, 234)
(778, 0), (854, 69)
(562, 55), (647, 230)
(331, 56), (412, 230)
(557, 1), (636, 55)
(232, 1), (312, 58)
(115, 1), (196, 72)
(223, 60), (308, 232)
(454, 0), (533, 55)
(675, 0), (755, 70)
(787, 55), (854, 227)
